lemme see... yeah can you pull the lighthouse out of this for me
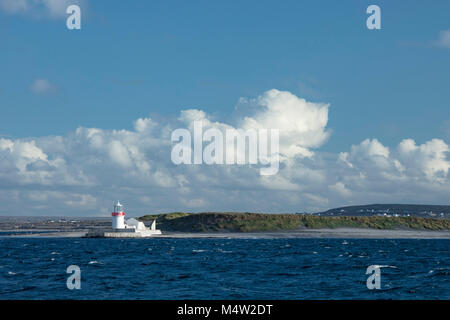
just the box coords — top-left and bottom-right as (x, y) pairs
(85, 200), (162, 237)
(112, 201), (125, 229)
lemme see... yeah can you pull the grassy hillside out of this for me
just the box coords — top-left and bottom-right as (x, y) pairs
(139, 212), (450, 232)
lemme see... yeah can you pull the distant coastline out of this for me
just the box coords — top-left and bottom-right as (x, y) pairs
(1, 204), (449, 239)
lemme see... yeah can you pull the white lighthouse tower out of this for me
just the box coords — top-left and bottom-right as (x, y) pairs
(112, 201), (125, 229)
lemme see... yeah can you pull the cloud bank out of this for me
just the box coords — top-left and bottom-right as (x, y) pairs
(0, 89), (449, 216)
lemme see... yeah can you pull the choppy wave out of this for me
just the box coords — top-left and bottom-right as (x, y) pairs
(0, 238), (448, 299)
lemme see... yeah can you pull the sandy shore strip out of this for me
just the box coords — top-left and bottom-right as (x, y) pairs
(2, 228), (449, 239)
(157, 228), (450, 239)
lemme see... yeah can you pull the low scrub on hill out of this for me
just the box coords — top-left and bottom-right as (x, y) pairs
(139, 212), (450, 232)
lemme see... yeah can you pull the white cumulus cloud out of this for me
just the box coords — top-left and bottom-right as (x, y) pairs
(0, 89), (448, 216)
(240, 89), (330, 158)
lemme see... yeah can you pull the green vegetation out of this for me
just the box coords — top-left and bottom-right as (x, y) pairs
(139, 212), (450, 233)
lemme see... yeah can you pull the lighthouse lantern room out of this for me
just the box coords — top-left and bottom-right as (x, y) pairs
(112, 201), (125, 229)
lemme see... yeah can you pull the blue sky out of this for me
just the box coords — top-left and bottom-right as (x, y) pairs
(0, 1), (449, 215)
(1, 1), (449, 151)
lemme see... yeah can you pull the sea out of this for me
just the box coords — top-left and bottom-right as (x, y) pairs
(0, 237), (448, 299)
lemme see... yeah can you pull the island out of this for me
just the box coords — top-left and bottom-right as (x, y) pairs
(139, 207), (450, 233)
(1, 204), (449, 238)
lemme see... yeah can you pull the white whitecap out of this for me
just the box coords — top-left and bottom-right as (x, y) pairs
(374, 265), (397, 269)
(218, 249), (232, 253)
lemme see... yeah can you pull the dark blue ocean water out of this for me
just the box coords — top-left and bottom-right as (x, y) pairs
(0, 238), (448, 299)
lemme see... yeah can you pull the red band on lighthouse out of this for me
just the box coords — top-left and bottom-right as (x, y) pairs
(112, 212), (125, 216)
